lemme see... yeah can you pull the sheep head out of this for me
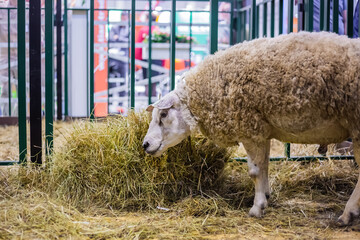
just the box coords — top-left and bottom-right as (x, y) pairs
(143, 91), (191, 157)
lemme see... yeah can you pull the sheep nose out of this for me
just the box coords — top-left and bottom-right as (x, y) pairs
(143, 141), (150, 150)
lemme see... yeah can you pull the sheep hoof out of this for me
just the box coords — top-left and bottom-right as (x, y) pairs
(249, 206), (263, 218)
(335, 218), (349, 227)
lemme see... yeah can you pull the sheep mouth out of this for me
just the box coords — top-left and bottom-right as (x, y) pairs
(146, 144), (162, 156)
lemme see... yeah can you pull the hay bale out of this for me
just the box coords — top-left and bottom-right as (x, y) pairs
(45, 112), (232, 210)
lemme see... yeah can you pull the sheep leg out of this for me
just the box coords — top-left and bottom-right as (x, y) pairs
(338, 139), (360, 225)
(242, 139), (270, 217)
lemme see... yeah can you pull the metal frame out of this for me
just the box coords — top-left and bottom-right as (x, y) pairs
(0, 0), (356, 165)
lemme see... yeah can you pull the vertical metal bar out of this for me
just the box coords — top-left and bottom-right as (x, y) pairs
(251, 0), (256, 39)
(237, 6), (241, 42)
(130, 0), (135, 107)
(333, 0), (339, 33)
(45, 0), (54, 156)
(64, 0), (68, 117)
(127, 10), (130, 106)
(320, 0), (324, 30)
(170, 0), (176, 90)
(29, 0), (42, 164)
(86, 10), (89, 115)
(189, 11), (192, 68)
(18, 0), (27, 163)
(288, 0), (293, 33)
(279, 0), (283, 34)
(305, 0), (314, 31)
(256, 5), (259, 38)
(347, 0), (353, 37)
(285, 143), (291, 158)
(324, 0), (330, 31)
(90, 0), (95, 117)
(107, 10), (110, 113)
(271, 0), (275, 37)
(263, 2), (267, 37)
(148, 0), (152, 104)
(210, 0), (218, 54)
(230, 1), (234, 45)
(7, 9), (11, 116)
(56, 0), (62, 120)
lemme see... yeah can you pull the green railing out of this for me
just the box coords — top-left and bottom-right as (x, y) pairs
(0, 0), (357, 165)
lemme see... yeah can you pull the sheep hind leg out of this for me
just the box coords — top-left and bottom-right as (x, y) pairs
(338, 139), (360, 226)
(242, 139), (270, 218)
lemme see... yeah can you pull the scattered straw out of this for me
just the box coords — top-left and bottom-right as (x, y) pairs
(0, 112), (360, 239)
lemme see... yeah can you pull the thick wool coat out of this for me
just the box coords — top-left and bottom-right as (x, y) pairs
(176, 32), (360, 146)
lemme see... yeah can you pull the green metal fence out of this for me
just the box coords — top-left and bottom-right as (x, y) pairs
(0, 0), (357, 165)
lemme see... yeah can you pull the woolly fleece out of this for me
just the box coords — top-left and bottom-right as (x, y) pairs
(175, 32), (360, 146)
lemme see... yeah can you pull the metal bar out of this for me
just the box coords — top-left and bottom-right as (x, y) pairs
(18, 0), (27, 163)
(7, 9), (11, 116)
(320, 0), (324, 30)
(347, 0), (353, 37)
(288, 0), (293, 33)
(333, 0), (339, 33)
(170, 0), (176, 90)
(279, 0), (283, 34)
(271, 0), (275, 37)
(256, 5), (260, 38)
(0, 161), (20, 166)
(234, 155), (355, 163)
(251, 0), (256, 39)
(64, 0), (68, 116)
(236, 1), (241, 42)
(210, 0), (218, 53)
(263, 2), (267, 37)
(56, 0), (62, 120)
(324, 0), (330, 31)
(86, 9), (89, 116)
(45, 0), (54, 156)
(285, 143), (290, 158)
(127, 10), (131, 107)
(189, 11), (193, 67)
(305, 0), (314, 31)
(230, 0), (234, 45)
(107, 10), (110, 113)
(148, 0), (152, 105)
(130, 0), (135, 107)
(29, 0), (42, 164)
(90, 0), (95, 118)
(68, 8), (232, 13)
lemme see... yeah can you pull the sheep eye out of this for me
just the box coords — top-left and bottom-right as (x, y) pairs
(160, 112), (167, 118)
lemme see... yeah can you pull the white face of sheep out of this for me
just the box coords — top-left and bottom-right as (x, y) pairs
(143, 92), (191, 157)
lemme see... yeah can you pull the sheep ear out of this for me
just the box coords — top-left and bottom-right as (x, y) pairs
(155, 94), (177, 109)
(146, 105), (155, 112)
(148, 92), (177, 111)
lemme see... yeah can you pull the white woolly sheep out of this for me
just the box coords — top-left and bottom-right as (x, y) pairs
(143, 31), (360, 226)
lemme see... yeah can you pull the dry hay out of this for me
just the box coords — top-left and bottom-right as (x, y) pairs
(0, 125), (18, 161)
(0, 112), (360, 239)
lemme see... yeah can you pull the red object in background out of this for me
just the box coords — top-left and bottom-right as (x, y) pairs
(94, 0), (108, 117)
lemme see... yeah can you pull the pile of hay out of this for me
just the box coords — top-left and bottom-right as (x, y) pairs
(28, 112), (232, 211)
(2, 111), (360, 239)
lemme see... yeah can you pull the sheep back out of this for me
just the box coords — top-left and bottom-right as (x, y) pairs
(182, 32), (360, 146)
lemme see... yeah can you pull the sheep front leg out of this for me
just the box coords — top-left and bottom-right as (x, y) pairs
(242, 139), (270, 217)
(338, 139), (360, 225)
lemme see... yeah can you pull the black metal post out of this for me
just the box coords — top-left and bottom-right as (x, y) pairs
(56, 0), (62, 120)
(29, 0), (42, 164)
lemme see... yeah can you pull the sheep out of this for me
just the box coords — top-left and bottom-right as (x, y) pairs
(143, 31), (360, 226)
